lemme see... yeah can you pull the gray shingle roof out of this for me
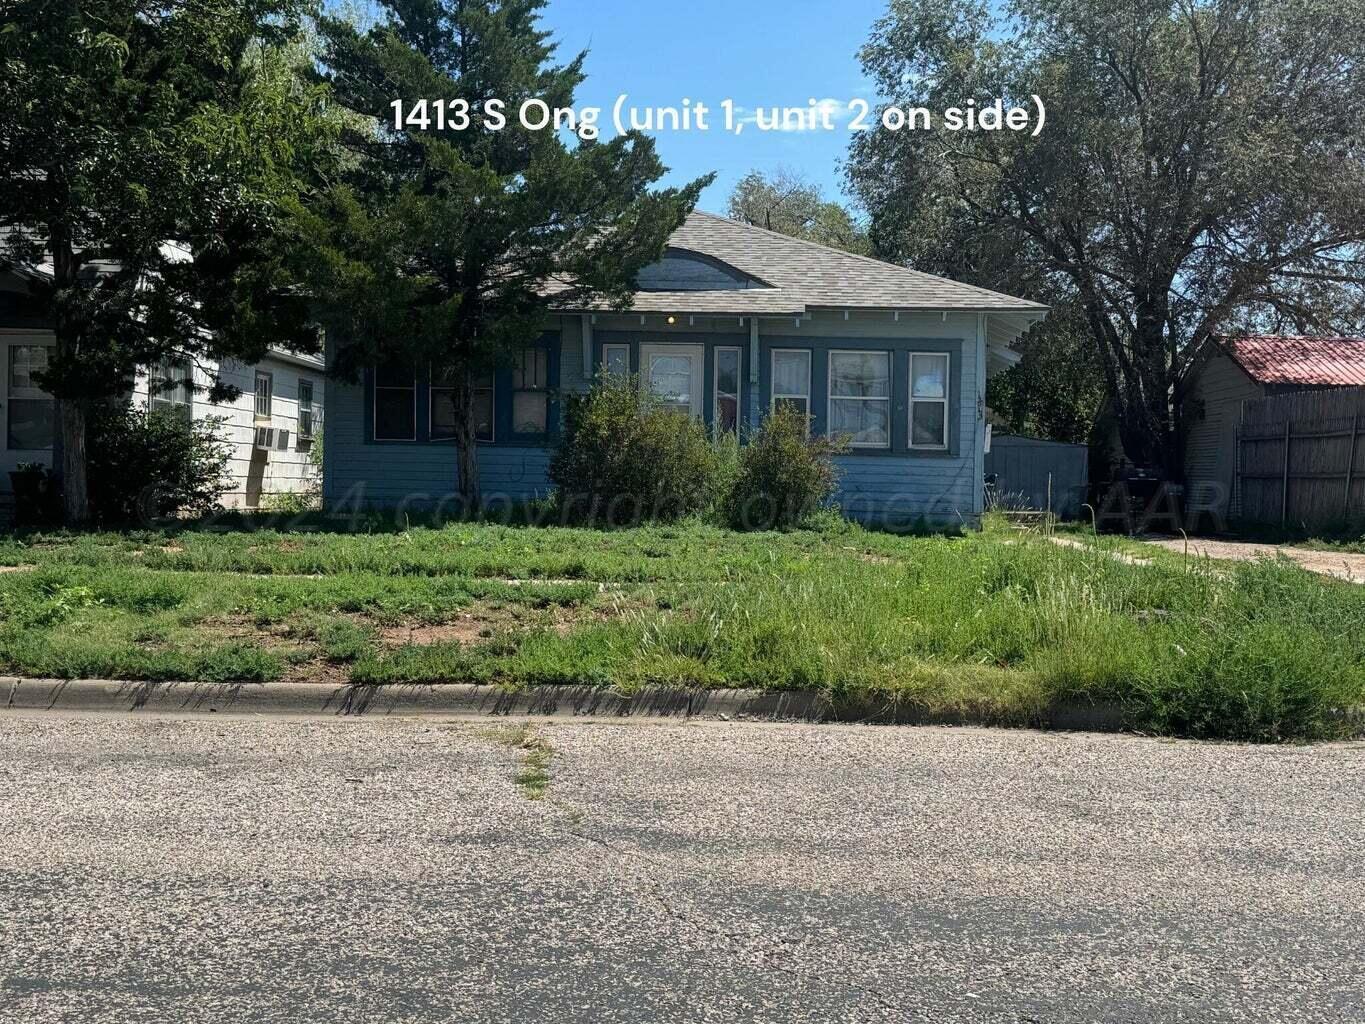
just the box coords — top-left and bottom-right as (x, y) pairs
(547, 211), (1046, 315)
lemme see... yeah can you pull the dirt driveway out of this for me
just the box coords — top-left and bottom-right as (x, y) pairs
(1141, 536), (1365, 583)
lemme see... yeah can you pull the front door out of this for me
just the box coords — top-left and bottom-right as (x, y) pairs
(640, 343), (705, 419)
(1, 332), (56, 484)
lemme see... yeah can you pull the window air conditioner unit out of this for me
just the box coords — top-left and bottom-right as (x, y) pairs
(253, 426), (275, 450)
(275, 429), (290, 451)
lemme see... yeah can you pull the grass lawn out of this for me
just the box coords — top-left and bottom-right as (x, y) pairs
(1, 514), (1362, 742)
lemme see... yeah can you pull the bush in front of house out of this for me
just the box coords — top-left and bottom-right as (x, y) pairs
(549, 372), (720, 524)
(724, 404), (845, 530)
(87, 405), (234, 524)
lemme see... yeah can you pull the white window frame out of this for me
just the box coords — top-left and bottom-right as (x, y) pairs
(428, 367), (495, 443)
(373, 364), (416, 441)
(827, 349), (891, 449)
(511, 348), (550, 436)
(770, 349), (812, 427)
(297, 378), (315, 439)
(6, 343), (54, 452)
(713, 346), (742, 436)
(254, 370), (273, 421)
(908, 352), (951, 451)
(149, 357), (193, 420)
(602, 343), (630, 377)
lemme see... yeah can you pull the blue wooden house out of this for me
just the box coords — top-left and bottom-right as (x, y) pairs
(323, 212), (1045, 525)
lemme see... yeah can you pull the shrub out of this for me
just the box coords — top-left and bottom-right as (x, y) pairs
(87, 406), (234, 524)
(549, 373), (719, 524)
(725, 404), (844, 530)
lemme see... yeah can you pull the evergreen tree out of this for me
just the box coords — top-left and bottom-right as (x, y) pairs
(0, 0), (328, 523)
(303, 0), (708, 506)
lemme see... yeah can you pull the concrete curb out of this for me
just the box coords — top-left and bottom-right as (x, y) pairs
(0, 675), (1132, 731)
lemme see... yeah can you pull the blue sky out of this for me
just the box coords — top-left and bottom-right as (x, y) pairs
(537, 0), (887, 212)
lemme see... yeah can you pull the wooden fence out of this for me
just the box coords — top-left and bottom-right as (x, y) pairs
(1236, 388), (1365, 526)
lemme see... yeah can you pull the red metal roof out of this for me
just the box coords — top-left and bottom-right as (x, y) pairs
(1220, 335), (1365, 387)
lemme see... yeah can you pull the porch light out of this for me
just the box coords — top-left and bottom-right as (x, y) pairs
(666, 315), (676, 324)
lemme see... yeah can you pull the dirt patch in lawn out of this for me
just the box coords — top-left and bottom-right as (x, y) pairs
(1139, 536), (1365, 583)
(379, 616), (497, 647)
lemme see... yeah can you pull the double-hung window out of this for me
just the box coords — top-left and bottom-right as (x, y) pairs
(828, 351), (891, 448)
(297, 379), (315, 439)
(714, 347), (741, 435)
(7, 345), (54, 450)
(373, 361), (416, 440)
(430, 367), (494, 443)
(512, 348), (549, 435)
(909, 353), (950, 449)
(149, 358), (193, 423)
(254, 370), (273, 421)
(770, 349), (811, 425)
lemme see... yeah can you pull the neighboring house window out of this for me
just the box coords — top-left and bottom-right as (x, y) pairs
(714, 346), (741, 435)
(828, 350), (891, 449)
(430, 367), (495, 443)
(7, 345), (54, 450)
(909, 353), (950, 449)
(149, 358), (192, 422)
(297, 379), (315, 439)
(770, 349), (811, 422)
(602, 343), (629, 377)
(254, 370), (273, 420)
(512, 348), (549, 435)
(374, 361), (416, 440)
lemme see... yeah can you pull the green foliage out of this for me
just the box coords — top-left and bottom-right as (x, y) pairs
(0, 521), (1362, 741)
(0, 0), (330, 520)
(985, 300), (1106, 444)
(727, 168), (869, 254)
(724, 405), (844, 530)
(549, 373), (720, 524)
(86, 407), (234, 524)
(298, 0), (708, 502)
(849, 0), (1365, 475)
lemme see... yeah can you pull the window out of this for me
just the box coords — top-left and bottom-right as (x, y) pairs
(602, 344), (629, 377)
(7, 345), (54, 450)
(373, 361), (416, 440)
(828, 351), (891, 448)
(714, 347), (741, 435)
(297, 379), (315, 439)
(512, 348), (549, 435)
(148, 358), (193, 422)
(254, 370), (273, 420)
(909, 353), (950, 449)
(430, 367), (494, 443)
(770, 349), (811, 423)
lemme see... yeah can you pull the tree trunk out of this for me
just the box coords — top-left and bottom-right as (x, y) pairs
(452, 368), (481, 512)
(59, 398), (89, 525)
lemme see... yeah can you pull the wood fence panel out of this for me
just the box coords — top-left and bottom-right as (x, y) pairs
(1235, 389), (1365, 526)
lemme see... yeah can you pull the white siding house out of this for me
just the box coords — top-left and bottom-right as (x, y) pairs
(130, 349), (323, 508)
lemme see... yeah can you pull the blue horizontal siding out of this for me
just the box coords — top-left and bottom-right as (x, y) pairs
(325, 334), (979, 525)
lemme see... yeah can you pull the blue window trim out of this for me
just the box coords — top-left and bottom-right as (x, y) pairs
(758, 337), (964, 457)
(365, 332), (561, 446)
(590, 331), (962, 454)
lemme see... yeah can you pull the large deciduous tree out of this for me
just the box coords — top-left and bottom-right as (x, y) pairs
(0, 0), (328, 523)
(848, 0), (1365, 478)
(301, 0), (707, 507)
(727, 168), (870, 255)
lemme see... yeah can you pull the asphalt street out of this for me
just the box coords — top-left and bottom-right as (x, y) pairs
(0, 712), (1361, 1023)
